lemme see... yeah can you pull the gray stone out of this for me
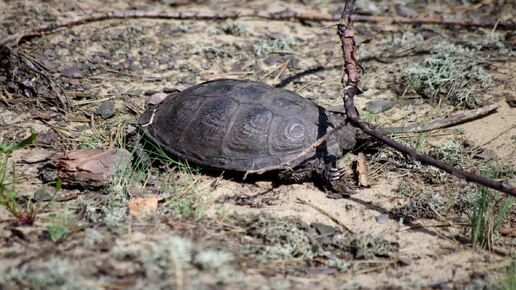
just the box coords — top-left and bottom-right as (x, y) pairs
(365, 99), (396, 114)
(95, 100), (115, 119)
(507, 93), (516, 107)
(312, 222), (336, 237)
(33, 188), (53, 202)
(21, 149), (54, 164)
(375, 213), (389, 224)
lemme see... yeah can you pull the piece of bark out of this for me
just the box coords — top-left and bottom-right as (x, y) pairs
(56, 148), (131, 187)
(356, 152), (371, 187)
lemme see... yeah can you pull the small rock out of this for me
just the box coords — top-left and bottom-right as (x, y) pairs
(147, 93), (167, 106)
(288, 57), (299, 69)
(163, 84), (191, 93)
(126, 125), (137, 135)
(158, 56), (171, 64)
(398, 256), (411, 266)
(506, 93), (516, 107)
(144, 90), (160, 96)
(57, 41), (68, 48)
(311, 222), (336, 237)
(474, 150), (496, 161)
(60, 65), (85, 78)
(95, 100), (115, 119)
(33, 188), (53, 202)
(345, 204), (353, 210)
(21, 149), (54, 164)
(36, 131), (59, 145)
(43, 48), (56, 59)
(375, 213), (389, 224)
(31, 107), (59, 120)
(263, 53), (289, 65)
(364, 99), (396, 114)
(395, 4), (417, 18)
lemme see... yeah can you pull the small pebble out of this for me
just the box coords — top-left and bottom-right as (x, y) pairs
(33, 188), (53, 202)
(375, 213), (389, 224)
(365, 99), (396, 114)
(311, 222), (336, 237)
(398, 256), (411, 266)
(21, 149), (54, 164)
(95, 100), (115, 119)
(506, 93), (516, 107)
(147, 93), (167, 106)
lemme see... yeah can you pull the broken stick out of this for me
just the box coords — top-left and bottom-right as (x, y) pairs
(379, 103), (499, 134)
(337, 0), (515, 197)
(1, 9), (514, 48)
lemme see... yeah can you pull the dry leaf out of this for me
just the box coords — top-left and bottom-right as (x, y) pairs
(128, 197), (159, 218)
(356, 152), (371, 187)
(498, 226), (516, 237)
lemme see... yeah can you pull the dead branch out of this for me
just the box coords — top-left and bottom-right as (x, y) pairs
(379, 103), (499, 134)
(338, 0), (515, 197)
(1, 9), (514, 47)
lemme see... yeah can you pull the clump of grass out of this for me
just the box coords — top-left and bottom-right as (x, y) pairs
(470, 164), (514, 250)
(389, 31), (424, 48)
(499, 260), (515, 290)
(349, 234), (397, 259)
(198, 46), (231, 58)
(423, 140), (468, 183)
(392, 182), (451, 223)
(373, 133), (427, 170)
(404, 42), (492, 108)
(0, 133), (43, 225)
(194, 250), (243, 283)
(46, 209), (75, 242)
(1, 259), (94, 290)
(140, 138), (209, 220)
(83, 228), (105, 248)
(109, 235), (244, 285)
(254, 34), (297, 56)
(245, 214), (316, 261)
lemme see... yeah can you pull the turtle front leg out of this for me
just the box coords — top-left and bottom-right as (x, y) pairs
(320, 161), (356, 197)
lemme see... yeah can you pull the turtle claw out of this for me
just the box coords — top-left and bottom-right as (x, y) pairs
(326, 166), (345, 181)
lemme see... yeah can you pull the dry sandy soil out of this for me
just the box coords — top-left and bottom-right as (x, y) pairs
(0, 1), (515, 289)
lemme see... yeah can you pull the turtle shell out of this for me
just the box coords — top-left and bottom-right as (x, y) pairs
(138, 79), (356, 171)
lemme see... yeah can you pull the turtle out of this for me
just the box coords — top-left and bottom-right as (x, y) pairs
(138, 79), (359, 191)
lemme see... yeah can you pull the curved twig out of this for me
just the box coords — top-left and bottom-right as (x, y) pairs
(337, 0), (515, 197)
(1, 9), (514, 47)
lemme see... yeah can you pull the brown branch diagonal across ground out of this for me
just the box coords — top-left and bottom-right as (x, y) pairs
(336, 0), (515, 197)
(1, 9), (515, 47)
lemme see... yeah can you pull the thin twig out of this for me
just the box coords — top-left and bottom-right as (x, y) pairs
(337, 0), (515, 197)
(379, 103), (499, 134)
(477, 122), (516, 148)
(1, 9), (514, 47)
(296, 197), (353, 233)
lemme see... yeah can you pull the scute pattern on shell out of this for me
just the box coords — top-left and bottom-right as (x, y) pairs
(139, 79), (355, 171)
